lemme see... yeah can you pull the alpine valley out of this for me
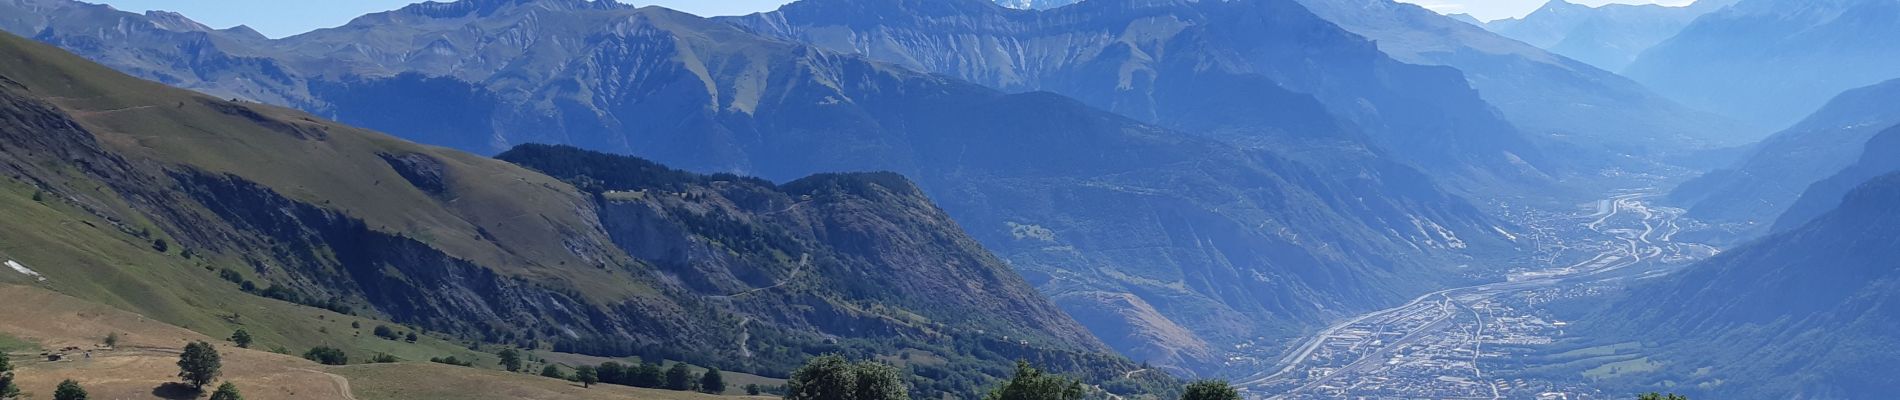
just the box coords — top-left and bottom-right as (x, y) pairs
(0, 0), (1896, 399)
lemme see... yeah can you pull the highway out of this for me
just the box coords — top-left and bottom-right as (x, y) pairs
(1236, 192), (1709, 399)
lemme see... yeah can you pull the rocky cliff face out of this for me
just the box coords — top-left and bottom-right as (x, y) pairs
(730, 0), (1553, 194)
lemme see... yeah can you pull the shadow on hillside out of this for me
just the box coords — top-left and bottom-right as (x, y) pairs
(152, 382), (200, 400)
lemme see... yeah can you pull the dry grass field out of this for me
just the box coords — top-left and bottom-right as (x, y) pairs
(0, 284), (771, 400)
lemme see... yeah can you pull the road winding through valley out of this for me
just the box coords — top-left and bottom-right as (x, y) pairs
(1236, 192), (1712, 399)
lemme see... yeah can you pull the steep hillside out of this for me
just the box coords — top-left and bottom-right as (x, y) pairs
(1625, 0), (1900, 129)
(1586, 172), (1900, 398)
(732, 0), (1555, 193)
(1670, 78), (1900, 234)
(0, 0), (1523, 374)
(1484, 0), (1735, 72)
(1772, 124), (1900, 231)
(0, 29), (1149, 398)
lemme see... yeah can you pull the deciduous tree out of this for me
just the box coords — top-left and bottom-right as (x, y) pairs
(178, 341), (223, 390)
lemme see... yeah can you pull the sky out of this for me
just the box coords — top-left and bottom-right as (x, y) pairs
(91, 0), (1700, 39)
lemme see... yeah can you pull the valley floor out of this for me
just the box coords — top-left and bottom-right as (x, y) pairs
(1232, 190), (1719, 399)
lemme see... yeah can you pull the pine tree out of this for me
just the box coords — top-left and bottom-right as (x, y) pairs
(178, 341), (223, 390)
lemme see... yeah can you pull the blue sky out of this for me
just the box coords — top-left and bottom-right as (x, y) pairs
(91, 0), (1696, 38)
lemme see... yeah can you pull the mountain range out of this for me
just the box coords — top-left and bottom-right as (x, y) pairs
(731, 0), (1555, 194)
(1670, 78), (1900, 236)
(0, 29), (1160, 398)
(1624, 0), (1900, 130)
(1280, 0), (1757, 171)
(1484, 0), (1737, 72)
(0, 0), (1527, 375)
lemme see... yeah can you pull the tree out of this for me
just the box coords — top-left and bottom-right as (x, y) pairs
(983, 361), (1084, 400)
(103, 332), (120, 348)
(699, 367), (727, 394)
(631, 362), (664, 388)
(785, 355), (908, 400)
(404, 332), (419, 343)
(1180, 380), (1239, 400)
(541, 364), (565, 379)
(178, 341), (223, 390)
(53, 379), (86, 400)
(229, 330), (254, 349)
(664, 363), (695, 391)
(787, 355), (855, 400)
(746, 384), (762, 396)
(303, 346), (348, 365)
(596, 362), (629, 386)
(30, 191), (43, 202)
(575, 366), (599, 388)
(850, 361), (908, 400)
(209, 382), (243, 400)
(1638, 394), (1688, 400)
(498, 349), (523, 372)
(0, 352), (20, 399)
(372, 325), (398, 340)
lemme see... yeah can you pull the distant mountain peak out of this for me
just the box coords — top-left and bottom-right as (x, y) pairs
(394, 0), (626, 19)
(141, 10), (214, 32)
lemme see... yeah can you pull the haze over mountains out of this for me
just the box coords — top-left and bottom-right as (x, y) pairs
(2, 0), (1900, 398)
(1624, 0), (1900, 129)
(1484, 0), (1737, 72)
(1671, 78), (1900, 235)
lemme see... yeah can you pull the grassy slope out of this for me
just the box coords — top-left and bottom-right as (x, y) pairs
(0, 28), (670, 359)
(0, 284), (762, 400)
(0, 29), (654, 306)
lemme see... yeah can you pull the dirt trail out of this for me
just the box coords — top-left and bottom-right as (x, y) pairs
(299, 368), (360, 400)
